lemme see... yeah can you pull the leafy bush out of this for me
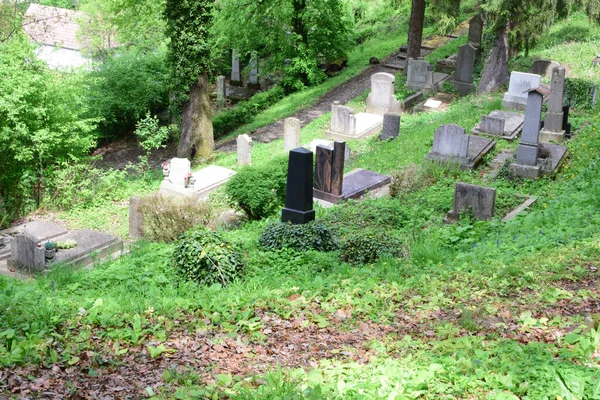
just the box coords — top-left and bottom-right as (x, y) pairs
(341, 229), (403, 265)
(225, 158), (287, 220)
(173, 228), (244, 286)
(213, 86), (285, 138)
(138, 194), (214, 243)
(280, 45), (328, 94)
(564, 78), (598, 110)
(259, 221), (339, 252)
(389, 163), (437, 198)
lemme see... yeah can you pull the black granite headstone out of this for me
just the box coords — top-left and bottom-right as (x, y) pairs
(380, 113), (401, 140)
(281, 148), (315, 224)
(562, 105), (571, 138)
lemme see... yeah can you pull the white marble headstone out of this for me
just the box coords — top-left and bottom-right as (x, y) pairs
(168, 158), (191, 187)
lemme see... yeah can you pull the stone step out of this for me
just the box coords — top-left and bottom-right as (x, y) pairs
(382, 63), (405, 70)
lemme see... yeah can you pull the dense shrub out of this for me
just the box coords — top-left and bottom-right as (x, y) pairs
(259, 221), (339, 252)
(564, 77), (598, 110)
(341, 229), (403, 265)
(225, 158), (287, 220)
(173, 228), (244, 286)
(138, 194), (213, 243)
(213, 86), (285, 138)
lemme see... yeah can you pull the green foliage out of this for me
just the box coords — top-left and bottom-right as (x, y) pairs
(87, 48), (170, 139)
(138, 194), (214, 243)
(564, 77), (598, 110)
(213, 87), (285, 138)
(389, 163), (437, 198)
(341, 229), (403, 265)
(225, 158), (287, 220)
(280, 44), (328, 94)
(0, 35), (98, 222)
(164, 0), (214, 107)
(258, 222), (339, 252)
(55, 240), (77, 250)
(172, 228), (245, 286)
(134, 113), (171, 154)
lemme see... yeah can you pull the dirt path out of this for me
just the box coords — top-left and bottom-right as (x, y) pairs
(216, 59), (404, 152)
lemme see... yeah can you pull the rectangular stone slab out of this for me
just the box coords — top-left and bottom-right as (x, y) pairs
(314, 169), (391, 204)
(160, 165), (236, 199)
(327, 113), (383, 140)
(53, 230), (121, 267)
(1, 221), (68, 242)
(470, 110), (524, 140)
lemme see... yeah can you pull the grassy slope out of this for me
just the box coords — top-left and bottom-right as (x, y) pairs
(2, 11), (600, 400)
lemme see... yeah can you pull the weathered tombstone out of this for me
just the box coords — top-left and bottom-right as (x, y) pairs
(540, 67), (566, 143)
(430, 124), (470, 162)
(216, 75), (226, 105)
(129, 196), (144, 240)
(452, 44), (477, 95)
(471, 110), (524, 140)
(281, 148), (315, 224)
(481, 115), (506, 136)
(529, 60), (560, 78)
(237, 134), (253, 166)
(406, 59), (449, 95)
(327, 101), (383, 140)
(380, 113), (401, 140)
(446, 183), (496, 222)
(168, 158), (192, 188)
(231, 49), (242, 86)
(511, 89), (543, 177)
(366, 72), (401, 115)
(329, 102), (356, 136)
(284, 118), (301, 152)
(314, 141), (346, 201)
(248, 53), (260, 89)
(9, 234), (45, 273)
(502, 72), (542, 110)
(562, 105), (571, 138)
(467, 15), (484, 50)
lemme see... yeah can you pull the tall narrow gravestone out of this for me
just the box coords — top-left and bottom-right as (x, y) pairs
(281, 148), (315, 224)
(511, 89), (544, 178)
(237, 134), (253, 166)
(452, 44), (477, 95)
(314, 141), (346, 197)
(231, 49), (242, 86)
(540, 67), (566, 143)
(467, 15), (484, 51)
(216, 75), (226, 105)
(366, 73), (401, 115)
(248, 53), (260, 89)
(284, 118), (301, 152)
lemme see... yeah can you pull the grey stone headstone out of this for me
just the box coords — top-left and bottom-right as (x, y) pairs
(467, 15), (484, 49)
(249, 54), (258, 85)
(10, 234), (45, 273)
(237, 134), (253, 166)
(447, 182), (496, 221)
(544, 67), (566, 135)
(129, 196), (144, 240)
(284, 118), (301, 152)
(330, 101), (356, 136)
(231, 49), (241, 83)
(481, 115), (506, 135)
(502, 72), (542, 110)
(529, 60), (560, 78)
(516, 143), (539, 166)
(380, 113), (400, 140)
(453, 44), (477, 95)
(432, 124), (469, 158)
(407, 59), (432, 84)
(168, 158), (192, 188)
(521, 90), (543, 145)
(217, 75), (226, 103)
(366, 72), (401, 115)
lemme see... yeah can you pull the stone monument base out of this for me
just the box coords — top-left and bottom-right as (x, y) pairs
(470, 111), (524, 140)
(326, 113), (383, 140)
(313, 169), (391, 204)
(509, 163), (543, 179)
(510, 143), (568, 179)
(539, 129), (566, 143)
(281, 208), (315, 224)
(452, 80), (474, 96)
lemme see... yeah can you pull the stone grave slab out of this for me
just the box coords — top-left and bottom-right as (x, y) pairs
(471, 110), (524, 140)
(327, 112), (383, 140)
(306, 140), (350, 161)
(160, 165), (236, 198)
(2, 221), (68, 242)
(446, 183), (496, 222)
(426, 124), (496, 170)
(314, 169), (391, 204)
(52, 230), (123, 269)
(424, 99), (442, 109)
(502, 72), (541, 110)
(413, 93), (456, 114)
(407, 59), (450, 95)
(435, 54), (457, 75)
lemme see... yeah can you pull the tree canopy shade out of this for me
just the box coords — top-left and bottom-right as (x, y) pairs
(164, 0), (215, 158)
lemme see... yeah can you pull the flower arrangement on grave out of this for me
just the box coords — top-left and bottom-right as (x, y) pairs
(161, 162), (171, 178)
(184, 171), (193, 188)
(45, 241), (56, 261)
(188, 173), (196, 189)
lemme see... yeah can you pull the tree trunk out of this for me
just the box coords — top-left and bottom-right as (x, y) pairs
(477, 26), (510, 95)
(291, 0), (308, 45)
(177, 72), (214, 159)
(406, 0), (426, 60)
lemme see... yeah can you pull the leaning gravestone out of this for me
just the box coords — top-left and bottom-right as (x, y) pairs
(446, 183), (496, 222)
(467, 15), (484, 51)
(540, 67), (566, 143)
(452, 44), (477, 95)
(284, 118), (301, 152)
(366, 73), (402, 115)
(231, 49), (242, 86)
(426, 124), (496, 170)
(281, 147), (315, 224)
(471, 110), (524, 140)
(237, 134), (253, 166)
(502, 72), (542, 110)
(379, 113), (401, 140)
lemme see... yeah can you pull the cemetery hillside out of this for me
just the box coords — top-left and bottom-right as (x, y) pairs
(2, 0), (600, 398)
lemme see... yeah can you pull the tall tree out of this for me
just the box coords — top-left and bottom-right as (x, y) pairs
(406, 0), (426, 60)
(165, 0), (214, 159)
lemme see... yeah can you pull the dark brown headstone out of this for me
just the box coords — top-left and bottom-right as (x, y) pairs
(331, 141), (346, 196)
(314, 145), (333, 193)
